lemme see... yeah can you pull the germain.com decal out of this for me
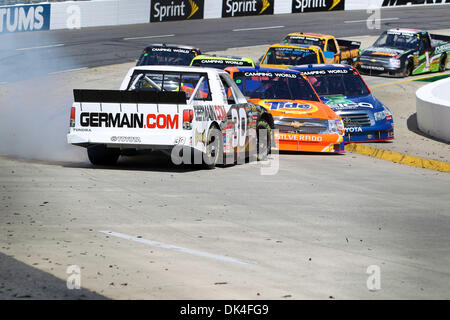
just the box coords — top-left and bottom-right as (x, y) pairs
(150, 0), (204, 22)
(0, 4), (51, 33)
(291, 0), (345, 13)
(222, 0), (274, 18)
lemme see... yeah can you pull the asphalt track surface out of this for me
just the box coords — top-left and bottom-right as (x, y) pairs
(1, 6), (450, 300)
(2, 5), (450, 82)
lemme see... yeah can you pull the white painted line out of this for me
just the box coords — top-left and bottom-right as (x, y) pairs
(233, 25), (284, 32)
(344, 17), (399, 24)
(16, 43), (64, 51)
(48, 67), (88, 75)
(99, 230), (254, 265)
(123, 34), (175, 41)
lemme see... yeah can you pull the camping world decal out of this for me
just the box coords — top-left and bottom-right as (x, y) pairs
(292, 0), (345, 13)
(222, 0), (274, 18)
(151, 0), (204, 22)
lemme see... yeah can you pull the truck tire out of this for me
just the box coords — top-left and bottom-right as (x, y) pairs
(87, 145), (120, 166)
(402, 59), (413, 77)
(256, 120), (272, 161)
(439, 54), (447, 72)
(203, 126), (222, 169)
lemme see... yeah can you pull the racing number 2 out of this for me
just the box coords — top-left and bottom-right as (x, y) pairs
(231, 107), (247, 148)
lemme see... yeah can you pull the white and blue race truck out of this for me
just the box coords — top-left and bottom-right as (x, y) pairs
(67, 66), (274, 168)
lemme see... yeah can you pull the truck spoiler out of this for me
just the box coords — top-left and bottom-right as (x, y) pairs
(336, 39), (361, 50)
(430, 33), (450, 43)
(73, 89), (187, 104)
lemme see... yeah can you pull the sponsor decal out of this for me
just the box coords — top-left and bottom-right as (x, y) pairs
(292, 0), (345, 13)
(324, 96), (374, 110)
(382, 0), (450, 7)
(345, 127), (363, 133)
(302, 69), (349, 76)
(222, 0), (274, 18)
(268, 101), (312, 110)
(195, 128), (206, 145)
(80, 113), (179, 129)
(276, 133), (323, 142)
(244, 71), (299, 78)
(150, 0), (204, 22)
(150, 47), (192, 54)
(0, 4), (50, 33)
(110, 136), (142, 143)
(436, 43), (450, 54)
(194, 105), (227, 122)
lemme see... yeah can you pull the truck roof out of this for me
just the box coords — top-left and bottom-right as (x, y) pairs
(143, 44), (201, 51)
(289, 64), (353, 72)
(131, 65), (228, 74)
(226, 66), (303, 74)
(286, 32), (332, 39)
(387, 28), (424, 34)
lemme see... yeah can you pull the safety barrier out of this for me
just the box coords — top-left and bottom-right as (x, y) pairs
(416, 77), (450, 143)
(1, 0), (449, 33)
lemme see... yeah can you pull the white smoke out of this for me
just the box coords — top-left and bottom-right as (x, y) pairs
(0, 31), (88, 162)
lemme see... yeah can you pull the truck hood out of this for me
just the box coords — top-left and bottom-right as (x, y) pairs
(320, 94), (384, 112)
(248, 98), (337, 120)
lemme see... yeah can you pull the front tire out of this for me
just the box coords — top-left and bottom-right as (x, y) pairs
(87, 145), (120, 166)
(402, 59), (413, 77)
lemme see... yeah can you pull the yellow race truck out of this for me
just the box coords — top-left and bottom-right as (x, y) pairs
(283, 32), (361, 65)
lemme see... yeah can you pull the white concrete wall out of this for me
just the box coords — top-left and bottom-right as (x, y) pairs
(50, 0), (150, 30)
(416, 77), (450, 143)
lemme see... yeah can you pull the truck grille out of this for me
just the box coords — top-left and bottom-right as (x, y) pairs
(341, 113), (371, 127)
(274, 117), (328, 134)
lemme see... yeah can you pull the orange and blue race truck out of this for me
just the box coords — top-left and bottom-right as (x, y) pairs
(259, 43), (326, 68)
(283, 32), (361, 65)
(226, 66), (345, 153)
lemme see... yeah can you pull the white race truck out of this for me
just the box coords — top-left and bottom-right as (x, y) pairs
(67, 66), (274, 168)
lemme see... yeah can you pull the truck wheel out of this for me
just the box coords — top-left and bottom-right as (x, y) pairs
(87, 145), (120, 166)
(402, 60), (413, 77)
(203, 126), (222, 169)
(439, 54), (447, 72)
(256, 120), (272, 161)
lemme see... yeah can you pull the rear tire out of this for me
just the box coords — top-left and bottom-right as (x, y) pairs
(439, 54), (447, 72)
(256, 120), (272, 161)
(87, 145), (120, 166)
(202, 126), (222, 169)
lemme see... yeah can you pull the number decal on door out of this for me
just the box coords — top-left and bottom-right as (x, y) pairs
(231, 107), (248, 148)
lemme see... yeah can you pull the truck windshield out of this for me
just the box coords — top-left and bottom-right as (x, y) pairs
(263, 47), (319, 65)
(129, 71), (211, 100)
(138, 48), (198, 66)
(284, 36), (325, 50)
(373, 31), (418, 50)
(191, 59), (254, 70)
(304, 70), (370, 97)
(233, 71), (319, 101)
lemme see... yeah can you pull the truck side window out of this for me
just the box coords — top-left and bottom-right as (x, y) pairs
(220, 75), (236, 105)
(327, 40), (337, 53)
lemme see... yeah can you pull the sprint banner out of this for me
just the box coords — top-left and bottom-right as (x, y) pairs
(381, 0), (450, 7)
(0, 4), (51, 33)
(222, 0), (274, 18)
(292, 0), (345, 13)
(150, 0), (204, 22)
